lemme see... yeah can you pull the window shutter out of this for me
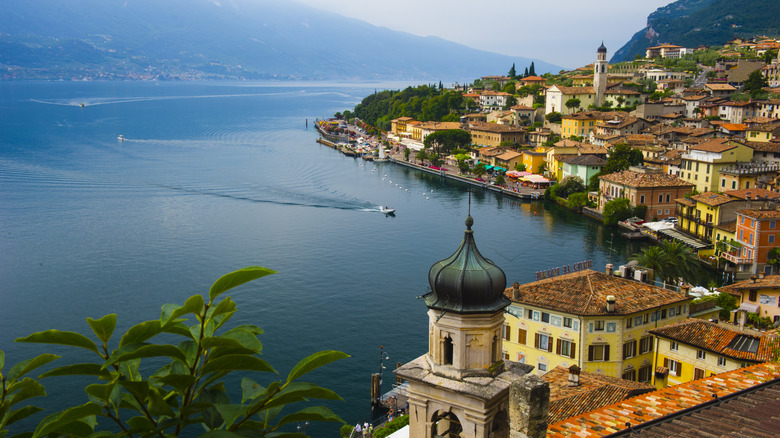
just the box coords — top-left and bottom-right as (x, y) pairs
(548, 337), (554, 353)
(604, 345), (610, 361)
(556, 339), (561, 355)
(623, 343), (628, 360)
(570, 342), (576, 359)
(534, 333), (540, 349)
(664, 357), (669, 368)
(588, 345), (594, 361)
(518, 329), (527, 345)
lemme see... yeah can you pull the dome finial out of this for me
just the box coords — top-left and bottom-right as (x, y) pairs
(466, 215), (474, 230)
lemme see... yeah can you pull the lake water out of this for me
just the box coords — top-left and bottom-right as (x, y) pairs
(0, 81), (645, 435)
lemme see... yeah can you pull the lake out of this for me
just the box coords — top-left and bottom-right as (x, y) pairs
(0, 81), (645, 435)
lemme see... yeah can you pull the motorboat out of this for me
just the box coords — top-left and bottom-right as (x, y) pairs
(117, 134), (125, 141)
(380, 206), (395, 214)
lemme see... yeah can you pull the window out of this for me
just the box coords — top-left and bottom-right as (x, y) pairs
(697, 350), (706, 360)
(659, 194), (663, 203)
(664, 209), (670, 215)
(670, 341), (679, 351)
(660, 309), (667, 319)
(503, 324), (511, 341)
(526, 309), (533, 319)
(640, 195), (645, 203)
(770, 235), (775, 244)
(594, 320), (605, 331)
(771, 221), (777, 229)
(563, 317), (573, 328)
(588, 344), (610, 361)
(517, 329), (527, 345)
(749, 290), (758, 302)
(541, 312), (550, 323)
(626, 317), (633, 328)
(538, 362), (547, 372)
(623, 340), (637, 359)
(667, 359), (680, 376)
(535, 333), (553, 352)
(733, 181), (737, 189)
(638, 365), (652, 383)
(643, 313), (649, 324)
(694, 367), (705, 380)
(639, 336), (653, 354)
(622, 368), (636, 381)
(666, 194), (671, 202)
(557, 339), (576, 358)
(718, 356), (727, 367)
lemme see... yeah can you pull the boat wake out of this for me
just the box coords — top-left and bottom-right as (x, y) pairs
(29, 90), (323, 108)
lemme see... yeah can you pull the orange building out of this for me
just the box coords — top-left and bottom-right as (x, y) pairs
(733, 208), (780, 276)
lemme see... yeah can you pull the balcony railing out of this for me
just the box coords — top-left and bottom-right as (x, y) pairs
(722, 251), (751, 264)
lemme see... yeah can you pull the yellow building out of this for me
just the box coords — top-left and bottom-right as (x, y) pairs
(391, 117), (416, 138)
(522, 148), (548, 175)
(650, 319), (777, 389)
(720, 275), (780, 325)
(745, 123), (780, 143)
(468, 122), (527, 147)
(679, 139), (755, 193)
(561, 112), (604, 138)
(676, 192), (739, 244)
(502, 270), (691, 383)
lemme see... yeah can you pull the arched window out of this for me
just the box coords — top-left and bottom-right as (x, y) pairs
(444, 336), (454, 365)
(432, 410), (463, 437)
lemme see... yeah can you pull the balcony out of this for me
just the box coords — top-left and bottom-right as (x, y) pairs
(722, 251), (751, 265)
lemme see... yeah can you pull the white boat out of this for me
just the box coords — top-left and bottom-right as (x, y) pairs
(117, 134), (125, 141)
(380, 206), (395, 214)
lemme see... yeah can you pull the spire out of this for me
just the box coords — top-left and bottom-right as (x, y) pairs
(598, 41), (607, 53)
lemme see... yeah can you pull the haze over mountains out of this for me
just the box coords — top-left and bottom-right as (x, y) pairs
(0, 0), (561, 82)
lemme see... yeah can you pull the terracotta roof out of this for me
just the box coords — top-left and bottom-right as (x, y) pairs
(505, 270), (690, 316)
(469, 122), (525, 133)
(543, 366), (655, 425)
(600, 170), (694, 189)
(706, 83), (738, 91)
(496, 151), (522, 160)
(719, 275), (780, 293)
(690, 138), (740, 153)
(650, 319), (779, 362)
(721, 123), (747, 131)
(743, 141), (780, 152)
(546, 362), (780, 437)
(690, 191), (736, 207)
(737, 209), (780, 220)
(675, 197), (697, 207)
(549, 86), (595, 95)
(724, 188), (780, 200)
(714, 220), (737, 232)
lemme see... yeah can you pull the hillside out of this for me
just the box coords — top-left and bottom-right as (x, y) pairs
(0, 0), (561, 81)
(612, 0), (780, 63)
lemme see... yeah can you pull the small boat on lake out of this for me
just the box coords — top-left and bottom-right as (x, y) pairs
(380, 206), (395, 214)
(117, 134), (125, 141)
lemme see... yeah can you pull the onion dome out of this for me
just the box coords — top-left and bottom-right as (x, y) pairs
(423, 216), (509, 314)
(597, 42), (607, 53)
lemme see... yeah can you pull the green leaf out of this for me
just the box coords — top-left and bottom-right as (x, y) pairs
(286, 351), (349, 384)
(8, 379), (46, 406)
(198, 432), (245, 438)
(208, 297), (237, 322)
(275, 406), (345, 427)
(214, 404), (245, 429)
(39, 363), (112, 379)
(32, 402), (103, 438)
(208, 266), (277, 301)
(147, 388), (175, 418)
(105, 344), (188, 368)
(125, 416), (155, 433)
(5, 406), (44, 427)
(85, 383), (116, 404)
(118, 381), (150, 403)
(263, 383), (342, 411)
(118, 320), (162, 347)
(16, 330), (99, 355)
(0, 350), (5, 370)
(6, 354), (60, 382)
(162, 321), (195, 339)
(161, 294), (204, 327)
(201, 355), (276, 375)
(86, 314), (117, 344)
(155, 374), (196, 393)
(240, 378), (267, 403)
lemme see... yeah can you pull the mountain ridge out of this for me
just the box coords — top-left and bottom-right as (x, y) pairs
(0, 0), (562, 82)
(612, 0), (780, 63)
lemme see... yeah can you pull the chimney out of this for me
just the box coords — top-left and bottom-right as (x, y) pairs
(751, 275), (757, 283)
(606, 295), (616, 312)
(606, 263), (614, 276)
(759, 271), (765, 279)
(512, 282), (521, 300)
(568, 365), (581, 387)
(509, 375), (550, 438)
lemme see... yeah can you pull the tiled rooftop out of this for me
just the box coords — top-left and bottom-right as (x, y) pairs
(690, 191), (735, 207)
(649, 319), (778, 362)
(505, 270), (690, 316)
(600, 170), (694, 189)
(719, 275), (780, 292)
(546, 362), (780, 437)
(690, 138), (739, 153)
(736, 209), (780, 220)
(544, 366), (654, 425)
(723, 188), (780, 200)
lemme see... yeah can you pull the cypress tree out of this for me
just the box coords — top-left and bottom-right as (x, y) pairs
(524, 67), (528, 77)
(529, 62), (536, 76)
(508, 63), (516, 78)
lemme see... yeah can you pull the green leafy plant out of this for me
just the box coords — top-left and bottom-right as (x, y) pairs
(0, 351), (59, 436)
(373, 415), (409, 438)
(9, 266), (348, 437)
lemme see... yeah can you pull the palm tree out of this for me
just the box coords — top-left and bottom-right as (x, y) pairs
(632, 246), (668, 284)
(659, 240), (699, 285)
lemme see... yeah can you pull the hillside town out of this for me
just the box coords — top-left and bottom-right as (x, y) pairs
(329, 37), (780, 438)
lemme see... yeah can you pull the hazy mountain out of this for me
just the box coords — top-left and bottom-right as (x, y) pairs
(612, 0), (780, 63)
(0, 0), (562, 82)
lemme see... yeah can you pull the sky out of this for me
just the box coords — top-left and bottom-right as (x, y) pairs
(292, 0), (674, 69)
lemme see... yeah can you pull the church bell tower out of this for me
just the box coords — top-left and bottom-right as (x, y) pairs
(594, 42), (608, 107)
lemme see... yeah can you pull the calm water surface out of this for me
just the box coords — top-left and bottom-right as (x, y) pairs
(0, 81), (645, 435)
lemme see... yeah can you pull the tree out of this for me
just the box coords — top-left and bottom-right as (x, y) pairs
(403, 147), (410, 161)
(508, 63), (516, 78)
(457, 159), (470, 175)
(5, 267), (347, 437)
(631, 241), (700, 285)
(415, 149), (428, 164)
(557, 175), (585, 199)
(632, 246), (667, 280)
(524, 67), (529, 78)
(545, 112), (562, 123)
(743, 70), (769, 99)
(529, 62), (536, 76)
(768, 248), (780, 274)
(564, 98), (581, 112)
(604, 143), (643, 174)
(472, 163), (487, 178)
(602, 198), (633, 226)
(423, 130), (472, 154)
(495, 174), (505, 186)
(567, 192), (589, 212)
(515, 163), (527, 172)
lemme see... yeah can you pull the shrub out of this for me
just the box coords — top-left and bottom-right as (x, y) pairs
(373, 415), (410, 438)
